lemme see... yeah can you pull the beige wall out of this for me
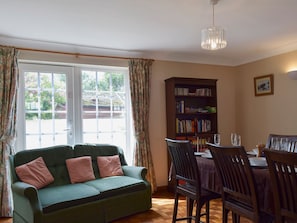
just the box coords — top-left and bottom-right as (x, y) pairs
(235, 51), (297, 153)
(18, 49), (297, 188)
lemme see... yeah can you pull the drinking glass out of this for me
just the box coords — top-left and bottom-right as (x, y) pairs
(231, 133), (237, 146)
(214, 134), (221, 145)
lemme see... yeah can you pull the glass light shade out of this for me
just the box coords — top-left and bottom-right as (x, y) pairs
(201, 26), (227, 50)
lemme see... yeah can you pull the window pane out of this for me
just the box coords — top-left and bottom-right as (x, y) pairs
(40, 73), (52, 89)
(81, 70), (127, 149)
(24, 70), (68, 149)
(25, 72), (38, 88)
(26, 135), (41, 149)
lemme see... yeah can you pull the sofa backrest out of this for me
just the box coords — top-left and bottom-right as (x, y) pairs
(10, 143), (129, 187)
(73, 144), (127, 178)
(11, 145), (74, 187)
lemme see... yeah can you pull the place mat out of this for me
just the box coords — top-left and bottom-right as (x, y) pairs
(246, 150), (257, 156)
(194, 152), (206, 156)
(201, 153), (213, 159)
(248, 157), (267, 168)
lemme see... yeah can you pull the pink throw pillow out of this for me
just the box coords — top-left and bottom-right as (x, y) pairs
(66, 156), (95, 183)
(15, 157), (54, 189)
(97, 155), (124, 178)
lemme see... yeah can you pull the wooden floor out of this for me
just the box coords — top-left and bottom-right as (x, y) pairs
(0, 189), (252, 223)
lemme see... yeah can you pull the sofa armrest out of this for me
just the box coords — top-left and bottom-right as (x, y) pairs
(122, 165), (147, 180)
(12, 182), (43, 218)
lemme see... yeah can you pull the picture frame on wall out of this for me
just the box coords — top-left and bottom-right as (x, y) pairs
(254, 74), (274, 96)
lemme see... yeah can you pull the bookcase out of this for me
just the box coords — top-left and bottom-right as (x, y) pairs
(165, 77), (218, 190)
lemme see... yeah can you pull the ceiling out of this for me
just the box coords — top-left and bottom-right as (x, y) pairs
(1, 0), (297, 66)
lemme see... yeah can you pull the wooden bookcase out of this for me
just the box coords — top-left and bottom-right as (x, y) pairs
(165, 77), (218, 191)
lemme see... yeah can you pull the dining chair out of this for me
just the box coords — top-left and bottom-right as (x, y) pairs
(208, 143), (273, 223)
(165, 138), (220, 223)
(266, 134), (297, 151)
(264, 149), (297, 223)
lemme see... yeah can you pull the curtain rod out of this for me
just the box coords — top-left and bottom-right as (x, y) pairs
(16, 47), (154, 61)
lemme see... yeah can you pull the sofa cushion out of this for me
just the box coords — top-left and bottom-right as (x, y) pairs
(66, 156), (95, 183)
(38, 183), (100, 213)
(97, 155), (124, 177)
(15, 157), (54, 189)
(84, 176), (146, 198)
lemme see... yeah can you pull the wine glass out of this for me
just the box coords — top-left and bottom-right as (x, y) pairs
(214, 134), (221, 145)
(231, 133), (237, 146)
(237, 135), (241, 146)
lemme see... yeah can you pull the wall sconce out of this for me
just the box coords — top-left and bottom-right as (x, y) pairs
(287, 70), (297, 80)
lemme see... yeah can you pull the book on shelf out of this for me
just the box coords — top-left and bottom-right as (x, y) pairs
(175, 136), (211, 152)
(176, 119), (195, 133)
(183, 106), (217, 114)
(175, 88), (189, 96)
(176, 100), (184, 113)
(196, 88), (212, 96)
(176, 118), (211, 133)
(175, 87), (212, 96)
(197, 119), (211, 133)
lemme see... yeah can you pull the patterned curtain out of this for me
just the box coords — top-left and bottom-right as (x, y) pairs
(128, 59), (157, 193)
(0, 46), (19, 217)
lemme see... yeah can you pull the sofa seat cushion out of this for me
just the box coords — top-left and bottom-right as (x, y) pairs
(84, 176), (146, 198)
(38, 183), (100, 213)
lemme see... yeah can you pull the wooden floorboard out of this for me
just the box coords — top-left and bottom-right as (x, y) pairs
(113, 189), (252, 223)
(0, 189), (252, 223)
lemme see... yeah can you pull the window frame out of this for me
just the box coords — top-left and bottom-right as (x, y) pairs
(17, 62), (133, 164)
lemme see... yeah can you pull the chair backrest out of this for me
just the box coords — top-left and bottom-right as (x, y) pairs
(165, 138), (201, 192)
(264, 149), (297, 222)
(287, 140), (297, 153)
(208, 143), (260, 217)
(266, 134), (297, 151)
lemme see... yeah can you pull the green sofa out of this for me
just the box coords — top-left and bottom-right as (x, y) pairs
(9, 144), (152, 223)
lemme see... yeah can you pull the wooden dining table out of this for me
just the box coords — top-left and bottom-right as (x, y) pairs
(196, 155), (274, 216)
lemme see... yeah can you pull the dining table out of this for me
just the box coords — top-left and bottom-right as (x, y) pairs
(196, 154), (274, 217)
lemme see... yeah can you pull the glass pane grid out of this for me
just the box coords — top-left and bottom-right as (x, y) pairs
(21, 65), (129, 160)
(24, 71), (67, 148)
(82, 70), (126, 146)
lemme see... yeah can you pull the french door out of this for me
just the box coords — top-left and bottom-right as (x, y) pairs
(16, 63), (132, 163)
(17, 64), (74, 149)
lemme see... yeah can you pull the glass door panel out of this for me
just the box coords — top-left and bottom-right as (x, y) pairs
(19, 64), (73, 149)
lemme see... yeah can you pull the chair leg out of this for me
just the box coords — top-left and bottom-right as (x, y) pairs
(232, 213), (236, 223)
(223, 208), (228, 223)
(195, 200), (208, 223)
(187, 197), (194, 223)
(205, 201), (210, 223)
(195, 201), (200, 223)
(232, 212), (240, 223)
(172, 193), (179, 223)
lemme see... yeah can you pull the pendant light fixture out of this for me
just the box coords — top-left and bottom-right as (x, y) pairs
(201, 0), (227, 50)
